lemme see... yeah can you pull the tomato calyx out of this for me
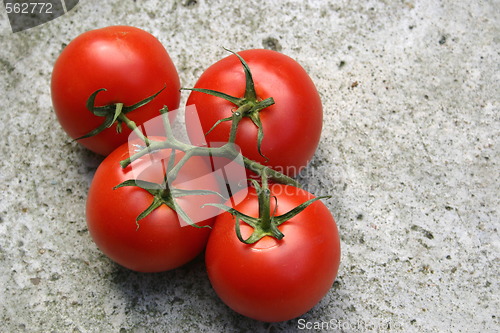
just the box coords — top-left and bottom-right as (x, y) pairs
(208, 171), (330, 244)
(114, 150), (221, 229)
(182, 48), (274, 160)
(75, 86), (166, 144)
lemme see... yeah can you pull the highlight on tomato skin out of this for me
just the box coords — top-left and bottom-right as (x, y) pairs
(51, 25), (181, 156)
(205, 184), (341, 322)
(85, 137), (223, 273)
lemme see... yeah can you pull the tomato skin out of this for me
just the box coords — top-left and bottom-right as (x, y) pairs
(86, 137), (220, 272)
(205, 184), (341, 322)
(51, 26), (180, 156)
(185, 49), (323, 177)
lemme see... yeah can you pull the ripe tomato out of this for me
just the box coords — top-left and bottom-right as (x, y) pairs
(185, 49), (323, 178)
(205, 184), (341, 322)
(86, 137), (221, 272)
(51, 25), (180, 155)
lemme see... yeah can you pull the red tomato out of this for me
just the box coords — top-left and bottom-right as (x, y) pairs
(51, 26), (180, 155)
(185, 49), (323, 178)
(86, 137), (221, 272)
(205, 184), (341, 322)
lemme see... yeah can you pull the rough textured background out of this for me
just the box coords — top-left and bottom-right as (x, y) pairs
(1, 0), (499, 332)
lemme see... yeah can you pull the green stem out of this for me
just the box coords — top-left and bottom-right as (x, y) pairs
(159, 106), (175, 139)
(119, 131), (299, 187)
(227, 106), (247, 143)
(119, 140), (168, 168)
(257, 171), (272, 231)
(166, 149), (194, 183)
(118, 113), (151, 147)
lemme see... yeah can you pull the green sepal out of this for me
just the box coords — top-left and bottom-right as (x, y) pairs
(135, 197), (164, 227)
(248, 112), (267, 161)
(205, 202), (262, 243)
(74, 89), (117, 140)
(172, 188), (225, 199)
(114, 179), (164, 192)
(180, 49), (275, 159)
(86, 88), (109, 116)
(223, 47), (257, 101)
(114, 178), (218, 229)
(122, 85), (166, 114)
(75, 86), (166, 141)
(273, 196), (332, 227)
(181, 87), (243, 106)
(205, 116), (233, 136)
(168, 187), (220, 229)
(205, 203), (259, 227)
(74, 115), (115, 141)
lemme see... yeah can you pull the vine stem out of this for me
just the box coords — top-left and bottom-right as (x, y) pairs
(118, 105), (300, 188)
(118, 112), (152, 147)
(257, 170), (272, 231)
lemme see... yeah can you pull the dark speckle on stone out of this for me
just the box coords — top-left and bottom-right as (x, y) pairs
(262, 37), (282, 52)
(50, 273), (61, 281)
(183, 0), (197, 7)
(411, 225), (434, 240)
(30, 277), (41, 285)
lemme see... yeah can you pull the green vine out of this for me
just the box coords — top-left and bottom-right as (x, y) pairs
(81, 49), (325, 244)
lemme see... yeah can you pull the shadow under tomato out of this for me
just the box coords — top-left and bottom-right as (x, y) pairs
(104, 252), (303, 331)
(107, 252), (214, 316)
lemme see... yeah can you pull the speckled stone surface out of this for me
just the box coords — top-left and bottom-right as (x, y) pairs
(0, 0), (498, 332)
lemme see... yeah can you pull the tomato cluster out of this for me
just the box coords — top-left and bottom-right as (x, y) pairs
(51, 25), (341, 323)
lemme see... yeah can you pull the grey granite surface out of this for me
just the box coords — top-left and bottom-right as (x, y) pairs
(0, 0), (498, 332)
